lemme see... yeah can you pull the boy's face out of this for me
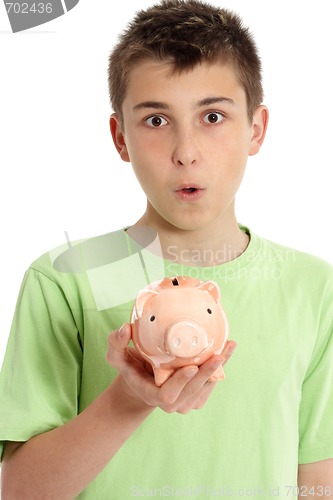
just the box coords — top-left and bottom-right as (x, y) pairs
(111, 59), (267, 233)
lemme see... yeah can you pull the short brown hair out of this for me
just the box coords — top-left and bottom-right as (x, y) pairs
(108, 0), (263, 121)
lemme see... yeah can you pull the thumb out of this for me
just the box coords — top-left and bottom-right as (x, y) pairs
(106, 323), (132, 368)
(220, 340), (237, 366)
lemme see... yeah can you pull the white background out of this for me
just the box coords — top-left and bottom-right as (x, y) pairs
(0, 0), (332, 367)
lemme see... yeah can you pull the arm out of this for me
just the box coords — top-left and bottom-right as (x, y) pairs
(1, 323), (236, 499)
(1, 380), (152, 500)
(298, 459), (333, 499)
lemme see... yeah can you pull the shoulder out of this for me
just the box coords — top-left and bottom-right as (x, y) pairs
(258, 234), (333, 279)
(250, 231), (333, 305)
(28, 228), (128, 281)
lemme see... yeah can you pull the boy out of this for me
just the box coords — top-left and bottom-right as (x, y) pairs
(1, 0), (333, 498)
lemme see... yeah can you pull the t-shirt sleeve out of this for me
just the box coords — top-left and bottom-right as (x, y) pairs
(298, 275), (333, 464)
(0, 267), (82, 460)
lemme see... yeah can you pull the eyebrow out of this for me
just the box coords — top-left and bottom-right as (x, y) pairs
(198, 96), (235, 107)
(133, 96), (235, 111)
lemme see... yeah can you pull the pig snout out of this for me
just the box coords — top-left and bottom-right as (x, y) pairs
(165, 319), (209, 358)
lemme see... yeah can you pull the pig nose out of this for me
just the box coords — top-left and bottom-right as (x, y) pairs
(165, 320), (208, 358)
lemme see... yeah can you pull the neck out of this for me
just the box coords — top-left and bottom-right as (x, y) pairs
(127, 210), (249, 267)
(163, 226), (249, 266)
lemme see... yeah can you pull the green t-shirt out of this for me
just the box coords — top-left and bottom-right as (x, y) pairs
(1, 226), (333, 499)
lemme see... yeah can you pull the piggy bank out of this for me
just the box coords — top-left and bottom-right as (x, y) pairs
(131, 276), (228, 386)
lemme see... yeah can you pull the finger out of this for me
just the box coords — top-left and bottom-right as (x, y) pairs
(158, 365), (199, 406)
(158, 342), (237, 408)
(187, 340), (236, 382)
(175, 356), (222, 400)
(181, 379), (217, 413)
(220, 340), (237, 366)
(156, 342), (237, 409)
(179, 343), (237, 398)
(106, 323), (132, 368)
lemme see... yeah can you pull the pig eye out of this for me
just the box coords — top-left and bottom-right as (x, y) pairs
(207, 308), (212, 314)
(150, 315), (156, 322)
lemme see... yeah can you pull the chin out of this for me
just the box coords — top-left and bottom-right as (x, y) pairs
(165, 217), (210, 233)
(147, 204), (216, 232)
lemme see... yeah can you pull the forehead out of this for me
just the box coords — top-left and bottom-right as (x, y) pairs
(122, 59), (246, 111)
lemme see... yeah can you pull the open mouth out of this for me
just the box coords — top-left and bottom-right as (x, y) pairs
(174, 184), (204, 200)
(180, 187), (198, 193)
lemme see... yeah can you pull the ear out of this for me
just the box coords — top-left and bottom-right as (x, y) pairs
(133, 289), (158, 318)
(109, 113), (130, 162)
(197, 280), (221, 303)
(249, 105), (269, 156)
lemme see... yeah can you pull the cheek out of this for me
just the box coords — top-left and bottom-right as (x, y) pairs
(125, 135), (168, 183)
(220, 122), (252, 156)
(130, 164), (166, 201)
(217, 133), (250, 183)
(214, 155), (247, 193)
(126, 128), (169, 160)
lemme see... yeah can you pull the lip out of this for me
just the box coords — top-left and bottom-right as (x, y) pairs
(173, 184), (205, 201)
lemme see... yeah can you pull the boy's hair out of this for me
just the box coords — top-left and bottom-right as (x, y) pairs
(108, 0), (263, 122)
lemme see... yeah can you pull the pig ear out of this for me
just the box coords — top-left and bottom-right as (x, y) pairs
(134, 289), (158, 318)
(197, 280), (221, 303)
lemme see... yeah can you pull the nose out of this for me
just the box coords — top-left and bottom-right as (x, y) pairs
(165, 319), (208, 358)
(172, 129), (199, 167)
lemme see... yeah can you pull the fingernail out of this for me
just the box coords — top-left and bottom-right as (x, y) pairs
(118, 324), (125, 337)
(213, 361), (223, 370)
(228, 344), (237, 355)
(185, 366), (198, 378)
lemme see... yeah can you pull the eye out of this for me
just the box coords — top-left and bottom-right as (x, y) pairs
(150, 315), (156, 322)
(207, 308), (212, 314)
(145, 115), (168, 128)
(202, 112), (224, 124)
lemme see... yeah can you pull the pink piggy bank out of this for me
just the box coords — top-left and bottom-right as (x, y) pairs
(131, 276), (229, 386)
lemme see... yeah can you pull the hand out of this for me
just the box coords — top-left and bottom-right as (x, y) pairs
(106, 323), (237, 414)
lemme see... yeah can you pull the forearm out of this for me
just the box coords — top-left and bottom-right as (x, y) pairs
(1, 324), (236, 499)
(1, 377), (153, 500)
